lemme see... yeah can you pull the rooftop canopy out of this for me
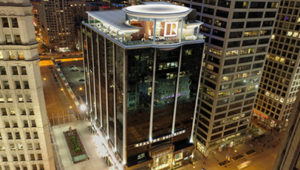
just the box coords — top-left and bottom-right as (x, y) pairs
(123, 4), (192, 19)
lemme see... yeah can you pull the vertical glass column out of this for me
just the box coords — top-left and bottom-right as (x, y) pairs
(176, 44), (203, 139)
(126, 48), (154, 158)
(99, 36), (107, 135)
(152, 47), (180, 139)
(115, 45), (124, 158)
(96, 34), (103, 128)
(92, 31), (98, 121)
(106, 39), (115, 145)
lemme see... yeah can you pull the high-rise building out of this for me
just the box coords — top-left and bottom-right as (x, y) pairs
(170, 0), (279, 155)
(0, 0), (54, 170)
(254, 0), (300, 128)
(273, 90), (300, 170)
(39, 0), (101, 52)
(82, 3), (204, 169)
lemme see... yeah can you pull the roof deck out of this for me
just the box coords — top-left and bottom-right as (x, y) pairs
(84, 3), (204, 47)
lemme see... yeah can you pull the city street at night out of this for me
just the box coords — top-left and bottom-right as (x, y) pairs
(40, 64), (77, 125)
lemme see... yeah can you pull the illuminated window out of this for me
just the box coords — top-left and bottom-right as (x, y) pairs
(174, 153), (183, 161)
(226, 50), (239, 56)
(0, 51), (3, 60)
(244, 31), (258, 37)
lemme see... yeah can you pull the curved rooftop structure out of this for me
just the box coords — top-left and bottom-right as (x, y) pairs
(123, 4), (192, 19)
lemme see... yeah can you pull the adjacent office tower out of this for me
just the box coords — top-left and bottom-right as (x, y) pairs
(39, 0), (101, 52)
(82, 3), (204, 169)
(0, 0), (54, 170)
(273, 91), (300, 170)
(254, 1), (300, 128)
(171, 0), (279, 155)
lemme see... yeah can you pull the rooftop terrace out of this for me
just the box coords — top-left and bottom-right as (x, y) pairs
(84, 3), (204, 47)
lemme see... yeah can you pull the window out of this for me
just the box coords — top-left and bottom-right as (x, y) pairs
(265, 12), (276, 18)
(1, 108), (7, 116)
(2, 155), (8, 162)
(214, 20), (226, 28)
(29, 108), (34, 115)
(229, 32), (242, 38)
(235, 1), (248, 8)
(0, 95), (4, 103)
(211, 38), (223, 47)
(11, 18), (18, 28)
(7, 132), (13, 140)
(231, 22), (244, 29)
(9, 108), (15, 116)
(255, 55), (265, 61)
(213, 29), (225, 38)
(216, 10), (228, 18)
(14, 35), (21, 44)
(15, 132), (20, 139)
(31, 120), (36, 127)
(26, 132), (31, 139)
(224, 59), (237, 65)
(17, 51), (24, 60)
(228, 41), (240, 48)
(30, 154), (35, 161)
(9, 51), (15, 59)
(12, 66), (18, 75)
(239, 56), (253, 63)
(203, 7), (214, 15)
(259, 38), (269, 44)
(242, 39), (257, 46)
(24, 120), (28, 128)
(20, 66), (27, 75)
(27, 143), (33, 150)
(248, 12), (263, 18)
(218, 0), (230, 8)
(15, 81), (21, 89)
(2, 18), (9, 27)
(202, 17), (212, 24)
(223, 67), (235, 74)
(246, 21), (261, 28)
(37, 154), (42, 160)
(5, 34), (12, 44)
(5, 122), (10, 128)
(263, 21), (274, 27)
(35, 143), (40, 150)
(17, 95), (23, 103)
(23, 81), (29, 89)
(244, 31), (259, 37)
(253, 62), (264, 69)
(33, 132), (38, 139)
(233, 12), (246, 19)
(237, 64), (251, 72)
(25, 94), (32, 103)
(267, 2), (278, 8)
(20, 154), (25, 161)
(3, 81), (9, 89)
(250, 2), (265, 8)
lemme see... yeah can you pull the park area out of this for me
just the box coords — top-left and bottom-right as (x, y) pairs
(64, 128), (89, 163)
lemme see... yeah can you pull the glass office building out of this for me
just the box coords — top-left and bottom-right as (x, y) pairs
(81, 3), (204, 169)
(170, 0), (280, 155)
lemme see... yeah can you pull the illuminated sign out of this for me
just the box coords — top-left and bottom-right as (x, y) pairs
(164, 22), (178, 37)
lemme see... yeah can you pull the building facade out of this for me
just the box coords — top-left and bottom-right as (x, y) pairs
(273, 90), (300, 170)
(82, 3), (204, 169)
(0, 0), (54, 170)
(169, 0), (280, 155)
(254, 0), (300, 128)
(39, 0), (101, 52)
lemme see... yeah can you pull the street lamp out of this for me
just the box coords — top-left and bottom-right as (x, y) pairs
(80, 104), (87, 112)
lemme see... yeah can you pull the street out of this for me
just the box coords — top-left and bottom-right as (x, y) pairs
(179, 130), (283, 170)
(40, 65), (77, 125)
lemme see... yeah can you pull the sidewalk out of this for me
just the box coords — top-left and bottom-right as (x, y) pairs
(52, 120), (110, 170)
